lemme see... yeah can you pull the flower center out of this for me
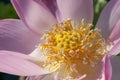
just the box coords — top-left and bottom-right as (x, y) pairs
(55, 30), (79, 51)
(40, 19), (108, 79)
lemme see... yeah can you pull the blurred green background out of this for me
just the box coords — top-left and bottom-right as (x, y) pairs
(0, 0), (110, 80)
(0, 0), (18, 19)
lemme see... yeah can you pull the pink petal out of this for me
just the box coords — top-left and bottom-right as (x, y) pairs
(108, 40), (120, 56)
(0, 50), (49, 76)
(110, 56), (120, 80)
(103, 55), (112, 80)
(0, 19), (39, 54)
(11, 0), (57, 35)
(35, 0), (57, 16)
(56, 0), (93, 23)
(26, 75), (46, 80)
(109, 19), (120, 42)
(96, 0), (120, 39)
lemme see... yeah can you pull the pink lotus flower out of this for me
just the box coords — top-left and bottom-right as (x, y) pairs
(0, 0), (120, 80)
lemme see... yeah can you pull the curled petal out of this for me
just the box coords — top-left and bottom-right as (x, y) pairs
(0, 50), (49, 76)
(11, 0), (57, 35)
(29, 48), (47, 66)
(96, 0), (120, 39)
(103, 55), (112, 80)
(35, 0), (58, 16)
(56, 0), (93, 23)
(109, 19), (120, 42)
(0, 19), (39, 54)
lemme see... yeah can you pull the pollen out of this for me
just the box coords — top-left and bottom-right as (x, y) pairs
(55, 30), (79, 50)
(40, 19), (108, 79)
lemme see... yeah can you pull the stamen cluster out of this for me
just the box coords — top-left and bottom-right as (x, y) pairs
(40, 20), (106, 79)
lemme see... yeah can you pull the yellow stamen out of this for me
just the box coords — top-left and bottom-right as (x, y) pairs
(40, 19), (108, 79)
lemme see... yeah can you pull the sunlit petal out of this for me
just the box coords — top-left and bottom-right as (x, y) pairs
(56, 0), (93, 23)
(0, 50), (49, 76)
(11, 0), (57, 35)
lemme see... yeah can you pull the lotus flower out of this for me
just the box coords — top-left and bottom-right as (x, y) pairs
(0, 0), (120, 80)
